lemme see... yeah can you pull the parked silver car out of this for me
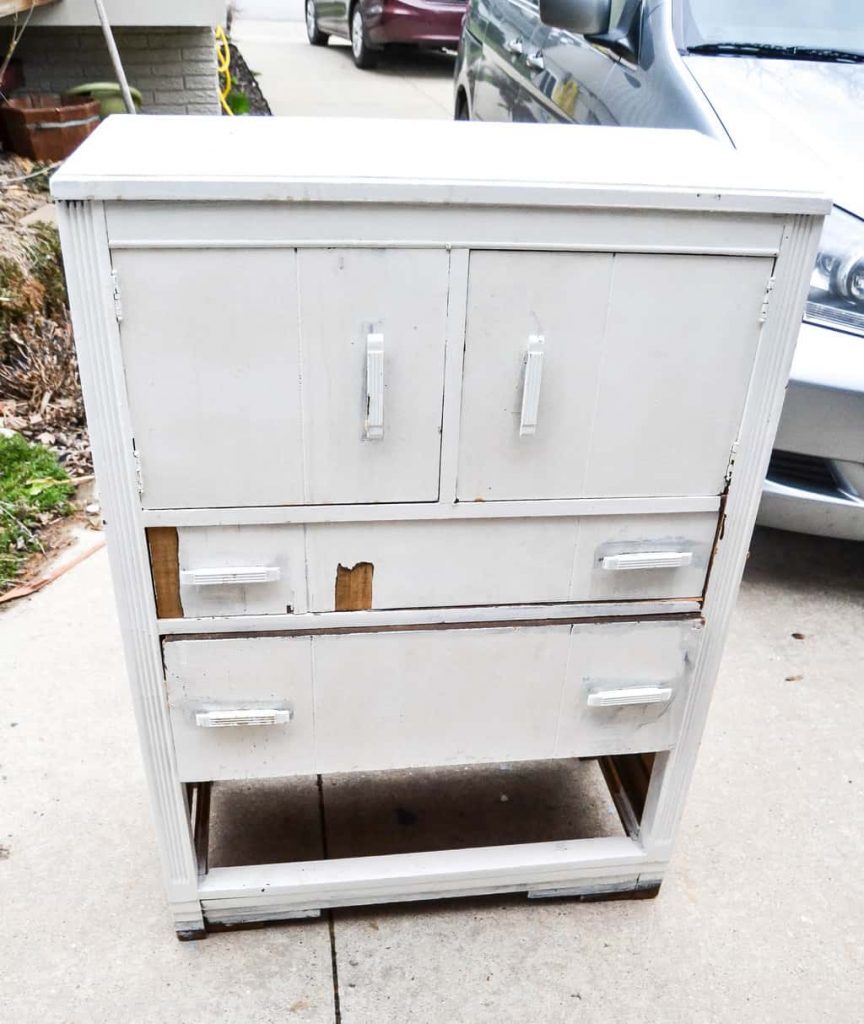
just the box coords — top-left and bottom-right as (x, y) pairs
(455, 0), (864, 539)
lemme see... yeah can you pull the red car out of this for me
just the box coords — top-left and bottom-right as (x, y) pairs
(306, 0), (466, 69)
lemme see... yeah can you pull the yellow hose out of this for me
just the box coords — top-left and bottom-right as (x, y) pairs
(215, 25), (233, 115)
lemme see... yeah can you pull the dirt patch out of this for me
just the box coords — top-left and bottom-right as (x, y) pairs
(224, 42), (272, 116)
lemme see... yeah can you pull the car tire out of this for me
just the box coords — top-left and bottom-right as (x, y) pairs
(455, 92), (469, 121)
(306, 0), (329, 46)
(350, 6), (379, 69)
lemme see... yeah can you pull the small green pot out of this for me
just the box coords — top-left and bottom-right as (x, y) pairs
(66, 81), (143, 117)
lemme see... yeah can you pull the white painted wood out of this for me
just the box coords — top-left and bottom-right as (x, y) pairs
(570, 512), (717, 602)
(170, 511), (716, 616)
(438, 249), (470, 503)
(113, 247), (304, 510)
(164, 636), (315, 782)
(305, 518), (580, 610)
(639, 214), (825, 858)
(143, 494), (722, 528)
(157, 599), (703, 636)
(311, 626), (571, 774)
(556, 619), (704, 758)
(170, 618), (699, 780)
(52, 118), (829, 216)
(582, 254), (773, 497)
(199, 836), (652, 918)
(56, 201), (203, 934)
(460, 252), (772, 500)
(105, 202), (788, 258)
(177, 524), (307, 617)
(458, 250), (613, 501)
(296, 248), (449, 504)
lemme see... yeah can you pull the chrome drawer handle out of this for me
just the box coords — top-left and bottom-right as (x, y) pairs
(587, 685), (673, 708)
(180, 566), (281, 586)
(195, 708), (293, 728)
(600, 551), (693, 571)
(519, 334), (544, 437)
(365, 331), (384, 440)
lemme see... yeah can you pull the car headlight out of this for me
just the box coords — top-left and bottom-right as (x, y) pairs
(805, 206), (864, 338)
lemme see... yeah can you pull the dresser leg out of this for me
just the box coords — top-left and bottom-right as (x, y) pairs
(577, 881), (662, 902)
(171, 900), (207, 941)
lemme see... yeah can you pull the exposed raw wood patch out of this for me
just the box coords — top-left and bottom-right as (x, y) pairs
(598, 752), (655, 838)
(0, 0), (56, 16)
(147, 526), (183, 619)
(334, 561), (373, 611)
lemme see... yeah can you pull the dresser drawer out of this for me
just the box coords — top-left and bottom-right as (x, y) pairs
(154, 512), (717, 619)
(164, 618), (702, 782)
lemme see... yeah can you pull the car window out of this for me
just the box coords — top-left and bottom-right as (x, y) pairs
(678, 0), (864, 53)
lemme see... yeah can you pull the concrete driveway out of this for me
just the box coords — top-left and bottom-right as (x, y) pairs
(232, 9), (456, 119)
(3, 12), (864, 1024)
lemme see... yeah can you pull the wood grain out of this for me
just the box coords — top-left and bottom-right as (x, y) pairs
(0, 0), (56, 14)
(334, 561), (373, 611)
(147, 526), (183, 619)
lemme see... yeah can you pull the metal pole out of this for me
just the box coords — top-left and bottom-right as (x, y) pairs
(93, 0), (137, 114)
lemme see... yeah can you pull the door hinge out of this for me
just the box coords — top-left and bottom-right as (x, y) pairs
(132, 444), (144, 498)
(111, 269), (123, 322)
(725, 439), (740, 484)
(758, 276), (776, 323)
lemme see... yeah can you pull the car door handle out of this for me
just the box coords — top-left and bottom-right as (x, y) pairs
(504, 37), (524, 55)
(525, 50), (544, 71)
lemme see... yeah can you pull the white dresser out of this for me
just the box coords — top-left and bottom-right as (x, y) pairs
(52, 116), (827, 938)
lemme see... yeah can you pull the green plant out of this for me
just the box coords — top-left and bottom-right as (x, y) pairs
(227, 89), (251, 115)
(0, 431), (73, 589)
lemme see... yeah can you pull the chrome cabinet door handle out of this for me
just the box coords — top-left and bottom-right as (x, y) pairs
(525, 50), (545, 71)
(519, 334), (544, 437)
(504, 37), (524, 55)
(195, 708), (293, 728)
(600, 551), (694, 571)
(586, 685), (673, 708)
(180, 565), (281, 586)
(365, 331), (384, 440)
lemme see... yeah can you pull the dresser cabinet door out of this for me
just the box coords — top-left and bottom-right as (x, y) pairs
(115, 247), (449, 509)
(115, 248), (305, 510)
(458, 250), (772, 500)
(297, 248), (450, 504)
(457, 250), (613, 501)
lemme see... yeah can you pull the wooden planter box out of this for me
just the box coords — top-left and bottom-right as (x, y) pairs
(0, 93), (101, 161)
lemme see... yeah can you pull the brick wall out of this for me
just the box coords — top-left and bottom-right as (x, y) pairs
(1, 26), (220, 115)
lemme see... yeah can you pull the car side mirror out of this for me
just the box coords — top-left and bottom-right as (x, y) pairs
(539, 0), (611, 34)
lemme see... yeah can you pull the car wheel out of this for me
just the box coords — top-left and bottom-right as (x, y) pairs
(306, 0), (329, 45)
(350, 6), (379, 69)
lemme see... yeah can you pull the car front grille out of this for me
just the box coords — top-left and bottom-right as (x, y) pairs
(767, 449), (840, 495)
